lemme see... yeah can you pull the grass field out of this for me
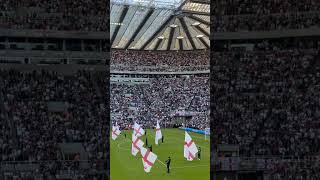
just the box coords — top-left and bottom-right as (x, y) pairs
(111, 128), (210, 180)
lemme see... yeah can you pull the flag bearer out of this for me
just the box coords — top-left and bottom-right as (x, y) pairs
(165, 157), (171, 173)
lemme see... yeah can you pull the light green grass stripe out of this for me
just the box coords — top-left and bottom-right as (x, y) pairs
(111, 129), (210, 180)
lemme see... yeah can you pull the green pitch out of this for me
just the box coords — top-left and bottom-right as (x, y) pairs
(111, 128), (210, 180)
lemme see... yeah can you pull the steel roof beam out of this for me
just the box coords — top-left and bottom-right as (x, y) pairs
(193, 24), (209, 37)
(179, 17), (196, 49)
(179, 39), (183, 50)
(111, 5), (129, 45)
(140, 15), (174, 50)
(154, 38), (163, 50)
(182, 10), (209, 16)
(167, 20), (176, 50)
(187, 15), (210, 26)
(190, 0), (210, 4)
(124, 8), (154, 49)
(199, 37), (209, 48)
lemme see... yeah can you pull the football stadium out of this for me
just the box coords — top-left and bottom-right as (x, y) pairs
(110, 0), (210, 179)
(0, 0), (107, 179)
(212, 1), (320, 180)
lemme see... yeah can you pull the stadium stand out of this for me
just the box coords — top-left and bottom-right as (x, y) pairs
(110, 1), (210, 178)
(111, 50), (209, 66)
(0, 0), (107, 31)
(213, 0), (320, 32)
(212, 0), (320, 179)
(110, 0), (210, 131)
(0, 0), (108, 179)
(111, 73), (209, 130)
(0, 68), (108, 180)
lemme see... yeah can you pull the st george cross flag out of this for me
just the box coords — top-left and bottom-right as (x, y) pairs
(184, 131), (198, 161)
(155, 121), (162, 145)
(131, 134), (144, 156)
(140, 146), (157, 173)
(111, 125), (121, 140)
(116, 122), (120, 132)
(133, 122), (145, 137)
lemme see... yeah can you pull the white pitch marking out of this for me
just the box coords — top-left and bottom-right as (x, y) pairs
(157, 159), (167, 167)
(172, 164), (209, 169)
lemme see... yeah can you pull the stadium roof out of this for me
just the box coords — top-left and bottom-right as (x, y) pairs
(110, 0), (210, 51)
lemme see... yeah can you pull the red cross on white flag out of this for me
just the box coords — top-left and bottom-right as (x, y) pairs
(184, 131), (198, 161)
(131, 134), (144, 156)
(155, 121), (162, 145)
(140, 146), (157, 173)
(111, 125), (121, 140)
(133, 122), (145, 137)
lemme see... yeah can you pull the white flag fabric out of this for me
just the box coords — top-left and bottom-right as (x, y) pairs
(133, 122), (145, 137)
(184, 131), (198, 161)
(116, 123), (120, 132)
(111, 125), (121, 140)
(140, 146), (157, 173)
(155, 121), (162, 145)
(131, 134), (144, 156)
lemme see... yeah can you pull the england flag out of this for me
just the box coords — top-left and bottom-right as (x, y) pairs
(111, 125), (121, 140)
(131, 134), (144, 156)
(133, 122), (145, 137)
(184, 131), (198, 161)
(155, 121), (162, 145)
(140, 146), (157, 173)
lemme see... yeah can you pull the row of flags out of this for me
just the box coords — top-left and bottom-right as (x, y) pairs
(114, 121), (162, 145)
(112, 121), (199, 173)
(132, 122), (158, 172)
(113, 122), (159, 173)
(111, 122), (121, 141)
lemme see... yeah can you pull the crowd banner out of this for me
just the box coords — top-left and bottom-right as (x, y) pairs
(179, 127), (209, 135)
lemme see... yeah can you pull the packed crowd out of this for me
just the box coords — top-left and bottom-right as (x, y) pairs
(110, 65), (209, 72)
(0, 0), (107, 31)
(213, 12), (320, 32)
(2, 160), (107, 180)
(188, 113), (209, 130)
(111, 75), (209, 130)
(215, 156), (320, 180)
(270, 158), (320, 180)
(0, 111), (15, 166)
(220, 0), (320, 15)
(111, 50), (209, 67)
(212, 49), (320, 158)
(214, 1), (320, 32)
(0, 0), (105, 15)
(0, 69), (106, 178)
(0, 14), (107, 31)
(213, 0), (320, 177)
